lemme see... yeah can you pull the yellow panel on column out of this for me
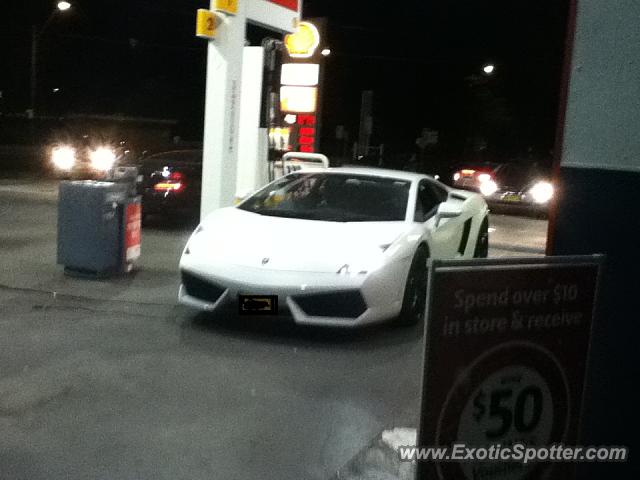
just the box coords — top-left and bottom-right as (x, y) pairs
(196, 9), (218, 40)
(216, 0), (239, 16)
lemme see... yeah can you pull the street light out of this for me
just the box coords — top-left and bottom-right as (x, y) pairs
(321, 48), (331, 57)
(30, 1), (73, 117)
(483, 64), (495, 75)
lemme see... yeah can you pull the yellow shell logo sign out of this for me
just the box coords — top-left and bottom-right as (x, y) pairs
(285, 22), (321, 58)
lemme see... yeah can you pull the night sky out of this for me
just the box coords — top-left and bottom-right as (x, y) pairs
(0, 0), (569, 162)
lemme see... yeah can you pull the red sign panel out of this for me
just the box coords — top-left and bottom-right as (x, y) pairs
(296, 114), (316, 153)
(125, 202), (142, 262)
(297, 114), (316, 126)
(268, 0), (299, 11)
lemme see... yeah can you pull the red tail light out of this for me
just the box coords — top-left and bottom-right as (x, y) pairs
(154, 171), (186, 192)
(154, 182), (183, 192)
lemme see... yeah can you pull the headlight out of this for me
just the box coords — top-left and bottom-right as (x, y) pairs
(529, 181), (554, 204)
(184, 225), (205, 255)
(479, 179), (498, 196)
(90, 147), (116, 171)
(51, 146), (76, 170)
(337, 263), (372, 275)
(477, 173), (492, 183)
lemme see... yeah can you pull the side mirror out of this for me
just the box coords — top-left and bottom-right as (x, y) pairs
(435, 202), (463, 227)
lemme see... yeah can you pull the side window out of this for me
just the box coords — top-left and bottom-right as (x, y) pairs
(429, 181), (449, 203)
(414, 181), (442, 222)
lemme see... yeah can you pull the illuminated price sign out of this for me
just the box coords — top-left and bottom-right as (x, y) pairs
(417, 256), (603, 480)
(297, 115), (317, 153)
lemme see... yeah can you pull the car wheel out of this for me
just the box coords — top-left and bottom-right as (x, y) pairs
(474, 217), (489, 258)
(398, 246), (429, 326)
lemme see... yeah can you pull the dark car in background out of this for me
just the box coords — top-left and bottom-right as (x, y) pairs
(48, 134), (135, 179)
(452, 162), (554, 216)
(136, 150), (203, 220)
(451, 162), (502, 191)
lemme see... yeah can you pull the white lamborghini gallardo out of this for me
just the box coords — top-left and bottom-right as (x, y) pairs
(179, 167), (489, 327)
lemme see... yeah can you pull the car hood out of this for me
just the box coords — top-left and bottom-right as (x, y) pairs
(190, 207), (410, 273)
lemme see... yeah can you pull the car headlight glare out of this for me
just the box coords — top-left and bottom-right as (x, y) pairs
(90, 147), (117, 171)
(479, 179), (498, 196)
(51, 146), (76, 170)
(529, 181), (554, 204)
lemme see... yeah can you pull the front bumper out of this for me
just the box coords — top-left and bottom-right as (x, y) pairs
(142, 190), (199, 215)
(485, 192), (549, 215)
(178, 258), (408, 327)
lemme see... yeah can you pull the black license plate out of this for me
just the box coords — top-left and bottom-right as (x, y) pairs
(239, 295), (278, 315)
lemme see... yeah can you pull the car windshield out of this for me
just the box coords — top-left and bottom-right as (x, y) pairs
(238, 172), (411, 222)
(498, 164), (550, 187)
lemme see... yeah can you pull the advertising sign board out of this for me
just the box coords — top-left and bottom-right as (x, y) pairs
(417, 256), (603, 480)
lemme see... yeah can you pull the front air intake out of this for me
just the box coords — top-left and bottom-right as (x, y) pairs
(181, 271), (226, 303)
(291, 290), (368, 318)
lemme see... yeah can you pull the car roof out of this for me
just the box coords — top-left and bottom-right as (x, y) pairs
(456, 162), (502, 170)
(500, 162), (551, 172)
(301, 166), (429, 183)
(146, 149), (202, 160)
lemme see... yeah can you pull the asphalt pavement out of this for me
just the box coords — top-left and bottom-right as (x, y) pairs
(0, 179), (547, 480)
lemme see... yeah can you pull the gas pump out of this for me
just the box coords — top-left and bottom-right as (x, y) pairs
(270, 151), (330, 181)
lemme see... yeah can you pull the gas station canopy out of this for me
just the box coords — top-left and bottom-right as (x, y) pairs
(247, 0), (300, 32)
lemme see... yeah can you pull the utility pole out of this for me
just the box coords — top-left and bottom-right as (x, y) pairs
(357, 90), (373, 158)
(29, 25), (38, 118)
(29, 2), (73, 117)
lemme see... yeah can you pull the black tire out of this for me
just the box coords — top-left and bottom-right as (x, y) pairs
(474, 217), (489, 258)
(398, 246), (429, 326)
